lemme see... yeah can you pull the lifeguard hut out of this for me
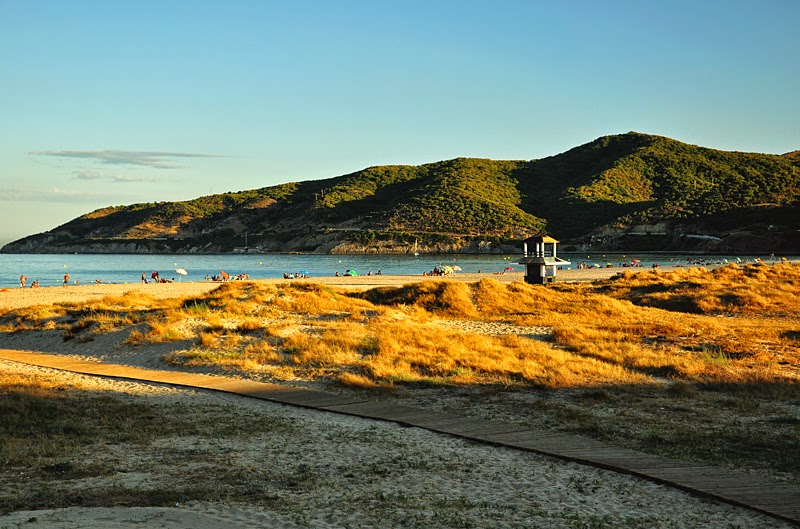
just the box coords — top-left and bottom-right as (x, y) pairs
(517, 235), (571, 284)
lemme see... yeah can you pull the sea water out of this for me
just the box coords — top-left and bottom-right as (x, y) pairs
(0, 253), (518, 289)
(0, 252), (790, 289)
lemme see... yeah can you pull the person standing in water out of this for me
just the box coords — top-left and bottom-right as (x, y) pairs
(63, 273), (70, 286)
(20, 275), (26, 288)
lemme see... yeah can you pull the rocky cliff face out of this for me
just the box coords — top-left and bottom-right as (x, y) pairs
(572, 216), (800, 254)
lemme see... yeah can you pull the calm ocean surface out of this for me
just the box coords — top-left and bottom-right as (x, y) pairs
(0, 252), (791, 289)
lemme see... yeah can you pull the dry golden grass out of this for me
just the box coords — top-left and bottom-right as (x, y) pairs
(350, 320), (644, 387)
(360, 280), (478, 318)
(599, 263), (800, 315)
(4, 266), (799, 391)
(138, 280), (666, 388)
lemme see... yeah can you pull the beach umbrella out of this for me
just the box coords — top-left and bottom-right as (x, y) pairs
(298, 269), (309, 275)
(504, 266), (514, 271)
(175, 268), (188, 281)
(452, 265), (462, 271)
(345, 269), (358, 276)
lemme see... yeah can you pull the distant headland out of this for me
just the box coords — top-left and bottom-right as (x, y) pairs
(3, 132), (799, 255)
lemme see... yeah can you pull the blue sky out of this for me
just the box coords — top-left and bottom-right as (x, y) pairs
(1, 0), (798, 246)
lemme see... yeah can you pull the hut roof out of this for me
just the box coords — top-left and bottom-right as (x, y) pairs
(524, 235), (559, 244)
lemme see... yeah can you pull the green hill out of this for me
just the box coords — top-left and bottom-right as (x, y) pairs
(514, 133), (800, 240)
(4, 132), (799, 254)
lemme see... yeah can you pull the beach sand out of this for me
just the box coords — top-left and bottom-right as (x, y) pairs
(2, 265), (790, 528)
(0, 267), (626, 311)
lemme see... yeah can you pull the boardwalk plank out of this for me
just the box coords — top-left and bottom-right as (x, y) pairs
(260, 389), (366, 408)
(438, 422), (533, 438)
(322, 401), (452, 424)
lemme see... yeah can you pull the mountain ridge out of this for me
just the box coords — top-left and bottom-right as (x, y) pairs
(4, 132), (799, 254)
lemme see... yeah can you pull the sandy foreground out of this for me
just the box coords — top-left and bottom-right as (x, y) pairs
(1, 266), (792, 528)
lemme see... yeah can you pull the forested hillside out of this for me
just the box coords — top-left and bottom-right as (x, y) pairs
(4, 132), (799, 254)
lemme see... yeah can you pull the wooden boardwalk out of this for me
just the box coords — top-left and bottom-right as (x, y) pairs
(2, 348), (798, 526)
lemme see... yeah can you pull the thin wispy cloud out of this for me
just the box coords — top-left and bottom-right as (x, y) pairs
(31, 150), (226, 169)
(0, 186), (115, 204)
(73, 170), (164, 183)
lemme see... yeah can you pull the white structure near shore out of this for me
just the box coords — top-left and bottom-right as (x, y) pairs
(517, 235), (571, 284)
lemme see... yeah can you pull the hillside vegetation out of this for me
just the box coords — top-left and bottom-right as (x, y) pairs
(514, 133), (800, 241)
(3, 132), (799, 254)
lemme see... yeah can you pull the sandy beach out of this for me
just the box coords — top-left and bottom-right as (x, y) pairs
(0, 267), (629, 311)
(1, 265), (792, 528)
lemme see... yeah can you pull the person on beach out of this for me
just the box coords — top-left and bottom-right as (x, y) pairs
(141, 272), (147, 284)
(20, 275), (26, 288)
(63, 273), (70, 286)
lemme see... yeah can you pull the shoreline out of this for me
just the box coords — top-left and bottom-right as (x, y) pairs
(3, 254), (791, 293)
(2, 249), (796, 255)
